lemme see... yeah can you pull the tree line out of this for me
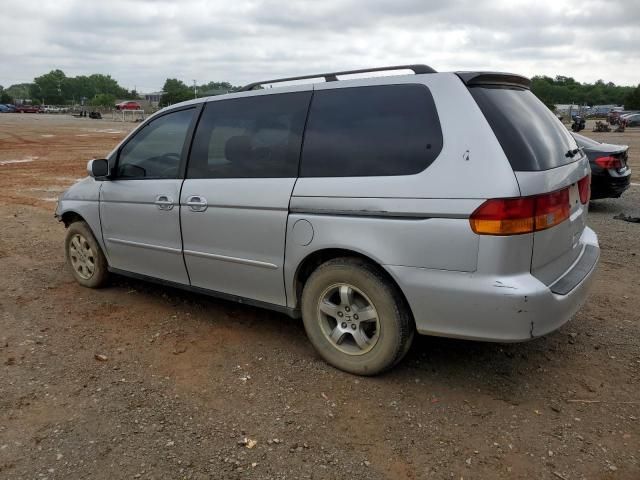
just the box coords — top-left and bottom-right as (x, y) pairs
(531, 75), (639, 110)
(158, 79), (236, 106)
(2, 70), (132, 107)
(0, 70), (239, 108)
(1, 69), (639, 110)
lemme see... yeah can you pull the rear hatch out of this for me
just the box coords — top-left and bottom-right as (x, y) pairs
(461, 72), (590, 286)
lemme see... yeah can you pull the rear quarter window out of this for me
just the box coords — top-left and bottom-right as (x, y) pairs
(300, 84), (443, 177)
(470, 86), (578, 171)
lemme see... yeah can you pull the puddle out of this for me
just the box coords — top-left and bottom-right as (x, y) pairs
(0, 156), (39, 165)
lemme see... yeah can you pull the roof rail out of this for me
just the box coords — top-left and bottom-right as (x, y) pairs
(239, 64), (437, 91)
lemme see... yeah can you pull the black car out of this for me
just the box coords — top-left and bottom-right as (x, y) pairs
(572, 133), (631, 199)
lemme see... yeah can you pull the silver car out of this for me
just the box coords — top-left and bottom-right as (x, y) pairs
(56, 65), (599, 375)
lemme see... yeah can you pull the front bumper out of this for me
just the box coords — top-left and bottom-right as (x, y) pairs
(387, 227), (600, 342)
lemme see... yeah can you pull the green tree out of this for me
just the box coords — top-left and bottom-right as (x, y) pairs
(198, 81), (235, 96)
(0, 85), (13, 104)
(29, 70), (130, 105)
(87, 74), (129, 98)
(159, 78), (193, 106)
(624, 84), (640, 109)
(5, 83), (32, 101)
(90, 93), (116, 107)
(531, 75), (634, 108)
(31, 69), (67, 104)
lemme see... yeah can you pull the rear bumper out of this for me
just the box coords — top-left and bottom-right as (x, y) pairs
(591, 172), (631, 199)
(387, 227), (599, 342)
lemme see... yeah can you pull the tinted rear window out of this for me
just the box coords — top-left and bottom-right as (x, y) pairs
(300, 84), (443, 177)
(188, 92), (311, 179)
(470, 86), (577, 171)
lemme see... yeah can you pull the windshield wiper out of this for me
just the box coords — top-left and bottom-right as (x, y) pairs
(565, 147), (582, 158)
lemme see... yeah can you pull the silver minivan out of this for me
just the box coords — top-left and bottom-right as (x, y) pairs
(56, 65), (599, 375)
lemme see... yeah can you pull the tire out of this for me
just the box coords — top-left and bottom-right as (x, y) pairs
(64, 221), (108, 288)
(301, 257), (414, 375)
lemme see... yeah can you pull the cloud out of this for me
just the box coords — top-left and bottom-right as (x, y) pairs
(0, 0), (638, 91)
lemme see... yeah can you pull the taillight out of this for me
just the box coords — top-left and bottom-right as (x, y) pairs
(594, 155), (622, 169)
(534, 188), (570, 231)
(470, 188), (570, 235)
(469, 197), (535, 235)
(578, 175), (590, 204)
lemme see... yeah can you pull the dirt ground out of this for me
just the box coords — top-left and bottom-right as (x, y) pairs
(0, 114), (638, 480)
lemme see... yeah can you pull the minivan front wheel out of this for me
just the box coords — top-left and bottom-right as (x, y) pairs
(64, 221), (108, 288)
(301, 258), (414, 375)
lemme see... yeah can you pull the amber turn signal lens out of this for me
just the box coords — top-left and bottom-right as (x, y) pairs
(470, 185), (574, 236)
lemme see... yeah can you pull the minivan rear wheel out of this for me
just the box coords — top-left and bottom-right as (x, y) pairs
(64, 221), (108, 288)
(301, 258), (414, 375)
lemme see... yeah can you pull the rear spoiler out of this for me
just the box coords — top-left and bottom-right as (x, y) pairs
(456, 72), (531, 89)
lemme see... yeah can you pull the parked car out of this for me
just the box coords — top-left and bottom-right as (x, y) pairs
(15, 104), (41, 113)
(0, 104), (11, 113)
(115, 101), (142, 111)
(571, 133), (631, 199)
(622, 113), (640, 127)
(42, 105), (67, 113)
(56, 66), (599, 375)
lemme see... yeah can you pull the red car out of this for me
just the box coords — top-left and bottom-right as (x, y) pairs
(15, 105), (42, 113)
(115, 101), (142, 111)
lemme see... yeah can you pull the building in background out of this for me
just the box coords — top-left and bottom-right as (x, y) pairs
(142, 91), (163, 108)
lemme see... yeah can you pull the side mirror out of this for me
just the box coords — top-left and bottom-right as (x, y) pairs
(87, 159), (110, 178)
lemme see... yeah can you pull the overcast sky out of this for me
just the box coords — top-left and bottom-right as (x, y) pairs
(1, 0), (638, 92)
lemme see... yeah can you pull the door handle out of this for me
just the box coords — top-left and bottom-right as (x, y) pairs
(186, 195), (208, 212)
(155, 195), (174, 211)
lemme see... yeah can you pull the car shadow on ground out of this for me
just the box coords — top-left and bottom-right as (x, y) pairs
(588, 199), (623, 213)
(107, 273), (562, 401)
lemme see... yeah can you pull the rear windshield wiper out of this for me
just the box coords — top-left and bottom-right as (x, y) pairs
(565, 147), (582, 158)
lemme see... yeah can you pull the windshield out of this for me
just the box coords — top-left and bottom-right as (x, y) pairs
(470, 86), (578, 171)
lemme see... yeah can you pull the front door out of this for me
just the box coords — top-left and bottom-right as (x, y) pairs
(100, 107), (197, 284)
(180, 89), (312, 305)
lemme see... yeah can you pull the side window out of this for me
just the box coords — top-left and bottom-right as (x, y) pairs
(116, 108), (195, 179)
(187, 92), (311, 179)
(300, 84), (443, 177)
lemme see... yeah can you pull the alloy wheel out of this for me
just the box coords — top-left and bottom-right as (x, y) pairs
(68, 233), (96, 280)
(317, 283), (381, 355)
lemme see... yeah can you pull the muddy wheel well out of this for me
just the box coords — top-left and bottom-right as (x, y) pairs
(60, 211), (84, 228)
(293, 248), (414, 322)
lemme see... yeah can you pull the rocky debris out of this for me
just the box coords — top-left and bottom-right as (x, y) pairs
(237, 438), (257, 449)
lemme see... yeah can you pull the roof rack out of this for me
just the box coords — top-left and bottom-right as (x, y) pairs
(239, 64), (437, 91)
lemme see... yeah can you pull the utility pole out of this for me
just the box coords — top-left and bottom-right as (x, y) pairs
(193, 80), (197, 99)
